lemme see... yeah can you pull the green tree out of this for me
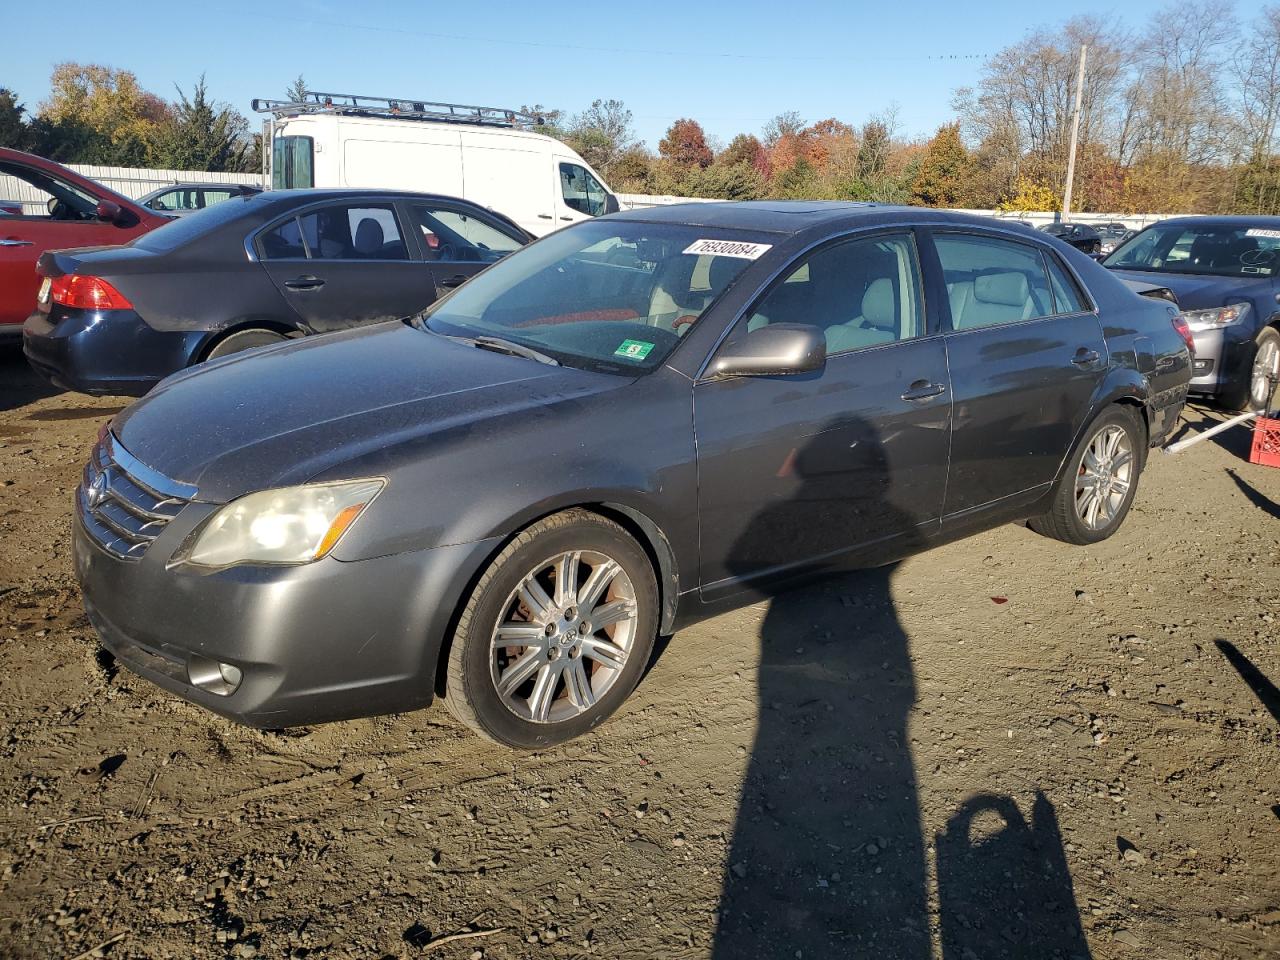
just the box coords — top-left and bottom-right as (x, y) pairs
(41, 63), (169, 164)
(286, 74), (309, 103)
(153, 76), (252, 171)
(911, 123), (972, 207)
(0, 89), (31, 150)
(684, 160), (765, 200)
(566, 99), (635, 177)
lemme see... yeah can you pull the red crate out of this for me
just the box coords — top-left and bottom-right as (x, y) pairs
(1250, 416), (1280, 468)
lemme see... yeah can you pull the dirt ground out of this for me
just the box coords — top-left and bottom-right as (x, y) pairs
(0, 348), (1277, 960)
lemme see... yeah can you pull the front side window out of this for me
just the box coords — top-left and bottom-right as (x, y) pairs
(272, 135), (314, 189)
(741, 233), (924, 355)
(418, 221), (764, 372)
(0, 160), (101, 220)
(559, 162), (607, 217)
(409, 204), (523, 262)
(935, 234), (1055, 331)
(1103, 222), (1280, 278)
(261, 204), (407, 261)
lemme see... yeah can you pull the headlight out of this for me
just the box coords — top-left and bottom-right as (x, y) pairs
(181, 479), (385, 567)
(1182, 303), (1250, 331)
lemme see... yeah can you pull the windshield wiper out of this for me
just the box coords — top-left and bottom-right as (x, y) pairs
(472, 336), (560, 366)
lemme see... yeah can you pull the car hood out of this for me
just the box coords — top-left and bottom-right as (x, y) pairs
(1107, 268), (1268, 309)
(113, 322), (622, 502)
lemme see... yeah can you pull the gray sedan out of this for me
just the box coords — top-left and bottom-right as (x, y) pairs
(73, 202), (1192, 747)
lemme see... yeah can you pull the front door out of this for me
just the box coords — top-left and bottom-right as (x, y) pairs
(694, 231), (951, 599)
(401, 200), (527, 298)
(256, 200), (435, 334)
(931, 231), (1109, 518)
(555, 159), (608, 229)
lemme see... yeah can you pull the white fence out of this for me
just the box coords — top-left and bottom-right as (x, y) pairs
(1, 162), (1185, 230)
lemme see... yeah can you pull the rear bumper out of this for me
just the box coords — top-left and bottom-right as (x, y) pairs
(0, 322), (22, 343)
(23, 308), (204, 397)
(75, 516), (499, 728)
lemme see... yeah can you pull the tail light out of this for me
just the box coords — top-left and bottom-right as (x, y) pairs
(1171, 314), (1196, 357)
(49, 275), (133, 311)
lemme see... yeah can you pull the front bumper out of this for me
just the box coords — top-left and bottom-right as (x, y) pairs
(23, 308), (205, 397)
(1187, 323), (1258, 396)
(74, 518), (499, 728)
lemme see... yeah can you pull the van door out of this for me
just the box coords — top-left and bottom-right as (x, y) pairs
(461, 138), (555, 235)
(555, 158), (609, 229)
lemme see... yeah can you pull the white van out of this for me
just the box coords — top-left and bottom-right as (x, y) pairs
(254, 93), (619, 237)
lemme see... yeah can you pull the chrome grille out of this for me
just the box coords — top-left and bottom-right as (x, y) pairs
(78, 433), (197, 560)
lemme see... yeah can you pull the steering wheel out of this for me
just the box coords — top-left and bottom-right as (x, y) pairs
(671, 314), (699, 333)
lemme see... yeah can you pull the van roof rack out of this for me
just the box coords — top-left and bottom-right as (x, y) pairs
(251, 91), (544, 128)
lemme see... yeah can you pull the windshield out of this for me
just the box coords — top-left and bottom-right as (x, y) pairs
(1104, 222), (1280, 278)
(417, 221), (769, 373)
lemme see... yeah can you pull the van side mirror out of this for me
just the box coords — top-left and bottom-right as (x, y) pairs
(604, 193), (620, 214)
(705, 323), (826, 380)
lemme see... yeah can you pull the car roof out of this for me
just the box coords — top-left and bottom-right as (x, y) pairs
(1147, 215), (1280, 229)
(609, 200), (1023, 236)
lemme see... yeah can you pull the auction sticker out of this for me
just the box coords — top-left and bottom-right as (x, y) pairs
(614, 339), (655, 361)
(682, 238), (773, 259)
(1246, 228), (1280, 239)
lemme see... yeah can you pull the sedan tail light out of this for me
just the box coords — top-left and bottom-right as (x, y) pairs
(49, 275), (133, 311)
(1171, 314), (1196, 357)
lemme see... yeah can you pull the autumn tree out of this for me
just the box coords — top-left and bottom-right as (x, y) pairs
(911, 123), (972, 207)
(658, 118), (713, 169)
(42, 63), (170, 165)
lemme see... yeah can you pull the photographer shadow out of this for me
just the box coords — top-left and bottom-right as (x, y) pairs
(710, 414), (1090, 960)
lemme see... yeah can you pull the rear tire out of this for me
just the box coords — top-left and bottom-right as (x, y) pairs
(443, 509), (659, 749)
(1029, 405), (1144, 546)
(204, 328), (289, 361)
(1219, 327), (1280, 413)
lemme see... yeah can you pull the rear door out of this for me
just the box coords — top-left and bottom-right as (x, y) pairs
(401, 200), (527, 297)
(930, 230), (1108, 519)
(256, 199), (436, 334)
(0, 159), (147, 328)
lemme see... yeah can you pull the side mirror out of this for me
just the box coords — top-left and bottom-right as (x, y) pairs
(604, 193), (620, 214)
(95, 199), (124, 225)
(705, 323), (826, 380)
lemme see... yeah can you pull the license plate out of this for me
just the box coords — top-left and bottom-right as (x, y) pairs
(37, 277), (51, 305)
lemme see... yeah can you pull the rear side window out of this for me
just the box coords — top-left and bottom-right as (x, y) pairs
(935, 234), (1055, 331)
(260, 204), (407, 261)
(1045, 256), (1086, 314)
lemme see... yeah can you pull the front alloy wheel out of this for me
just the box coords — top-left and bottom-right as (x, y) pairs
(491, 550), (639, 723)
(1249, 330), (1280, 412)
(444, 510), (658, 748)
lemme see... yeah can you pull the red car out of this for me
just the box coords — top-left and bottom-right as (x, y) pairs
(0, 148), (169, 339)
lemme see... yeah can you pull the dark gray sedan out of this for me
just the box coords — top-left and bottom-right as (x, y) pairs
(74, 202), (1192, 747)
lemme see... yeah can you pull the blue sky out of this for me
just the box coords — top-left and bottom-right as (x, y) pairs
(7, 0), (1179, 149)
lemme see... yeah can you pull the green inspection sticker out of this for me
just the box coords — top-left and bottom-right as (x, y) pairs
(614, 339), (654, 361)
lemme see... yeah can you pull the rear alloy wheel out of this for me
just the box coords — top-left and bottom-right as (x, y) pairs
(204, 328), (290, 361)
(1029, 405), (1144, 545)
(444, 510), (658, 748)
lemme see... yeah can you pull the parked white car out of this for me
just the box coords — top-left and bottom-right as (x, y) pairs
(255, 93), (619, 237)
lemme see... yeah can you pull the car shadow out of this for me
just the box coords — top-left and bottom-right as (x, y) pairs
(710, 415), (1091, 959)
(0, 346), (60, 413)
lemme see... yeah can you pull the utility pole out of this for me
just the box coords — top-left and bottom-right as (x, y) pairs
(1062, 44), (1087, 219)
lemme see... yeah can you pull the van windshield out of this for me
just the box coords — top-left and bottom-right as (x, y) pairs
(272, 136), (314, 189)
(416, 221), (771, 373)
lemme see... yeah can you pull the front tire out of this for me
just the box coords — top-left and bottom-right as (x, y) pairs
(1029, 405), (1144, 545)
(444, 510), (659, 748)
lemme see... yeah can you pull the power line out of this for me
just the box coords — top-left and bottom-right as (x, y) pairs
(251, 11), (988, 64)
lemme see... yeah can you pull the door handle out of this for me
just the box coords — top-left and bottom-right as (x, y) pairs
(559, 216), (574, 221)
(0, 238), (34, 247)
(901, 380), (947, 402)
(1071, 348), (1101, 366)
(439, 275), (469, 289)
(537, 214), (553, 220)
(283, 276), (325, 290)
